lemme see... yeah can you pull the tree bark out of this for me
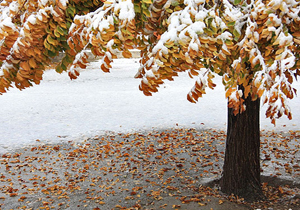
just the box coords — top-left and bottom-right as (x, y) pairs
(220, 93), (264, 202)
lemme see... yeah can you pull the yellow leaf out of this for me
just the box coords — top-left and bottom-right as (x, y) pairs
(265, 48), (272, 56)
(49, 20), (57, 29)
(199, 37), (210, 44)
(59, 22), (67, 29)
(47, 35), (57, 46)
(273, 38), (281, 46)
(235, 62), (241, 73)
(209, 44), (217, 51)
(29, 58), (37, 68)
(44, 39), (55, 51)
(261, 28), (270, 39)
(169, 56), (178, 66)
(225, 88), (235, 98)
(275, 48), (284, 55)
(195, 62), (204, 68)
(54, 29), (61, 37)
(165, 39), (174, 48)
(143, 9), (151, 17)
(275, 54), (282, 60)
(293, 38), (300, 45)
(142, 0), (152, 3)
(218, 52), (227, 61)
(185, 54), (194, 64)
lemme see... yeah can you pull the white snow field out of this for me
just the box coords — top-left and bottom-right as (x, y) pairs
(0, 58), (299, 153)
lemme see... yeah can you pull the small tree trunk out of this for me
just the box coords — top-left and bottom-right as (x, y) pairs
(220, 93), (264, 202)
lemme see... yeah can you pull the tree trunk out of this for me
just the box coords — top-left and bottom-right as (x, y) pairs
(220, 93), (264, 202)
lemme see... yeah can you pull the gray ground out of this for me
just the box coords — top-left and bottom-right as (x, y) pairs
(0, 128), (299, 210)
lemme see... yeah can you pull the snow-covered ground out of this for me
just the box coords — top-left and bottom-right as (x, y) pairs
(0, 58), (299, 154)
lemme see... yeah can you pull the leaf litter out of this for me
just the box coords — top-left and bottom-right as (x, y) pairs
(0, 128), (299, 209)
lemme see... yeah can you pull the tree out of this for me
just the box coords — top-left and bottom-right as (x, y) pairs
(0, 0), (299, 201)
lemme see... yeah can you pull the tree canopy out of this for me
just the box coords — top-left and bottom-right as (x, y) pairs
(0, 0), (299, 124)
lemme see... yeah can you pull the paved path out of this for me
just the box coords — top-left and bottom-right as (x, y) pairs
(0, 128), (299, 209)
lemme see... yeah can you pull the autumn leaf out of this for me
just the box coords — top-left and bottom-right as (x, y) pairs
(198, 202), (206, 206)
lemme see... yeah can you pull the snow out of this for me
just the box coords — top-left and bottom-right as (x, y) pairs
(191, 21), (205, 34)
(27, 15), (36, 25)
(0, 59), (299, 154)
(38, 0), (48, 6)
(97, 19), (110, 31)
(8, 1), (18, 13)
(0, 16), (14, 28)
(195, 0), (205, 4)
(59, 0), (68, 8)
(195, 11), (207, 21)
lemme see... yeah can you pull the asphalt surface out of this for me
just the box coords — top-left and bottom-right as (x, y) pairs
(0, 128), (299, 209)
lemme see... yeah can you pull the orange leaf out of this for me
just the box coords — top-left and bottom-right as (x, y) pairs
(278, 186), (284, 194)
(9, 193), (18, 197)
(20, 61), (30, 71)
(155, 155), (162, 159)
(257, 88), (264, 97)
(244, 85), (251, 98)
(225, 88), (234, 98)
(292, 31), (300, 37)
(187, 94), (196, 103)
(16, 72), (25, 81)
(122, 50), (132, 58)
